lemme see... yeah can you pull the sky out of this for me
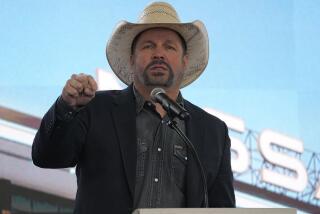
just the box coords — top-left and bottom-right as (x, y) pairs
(1, 0), (319, 151)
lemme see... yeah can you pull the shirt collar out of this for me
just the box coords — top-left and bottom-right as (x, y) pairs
(133, 85), (184, 114)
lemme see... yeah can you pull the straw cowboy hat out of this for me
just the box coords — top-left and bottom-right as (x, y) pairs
(106, 1), (209, 88)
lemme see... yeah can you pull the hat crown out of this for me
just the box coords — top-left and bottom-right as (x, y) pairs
(138, 2), (181, 24)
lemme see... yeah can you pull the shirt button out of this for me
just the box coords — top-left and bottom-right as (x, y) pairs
(157, 147), (162, 152)
(185, 157), (188, 161)
(154, 178), (159, 183)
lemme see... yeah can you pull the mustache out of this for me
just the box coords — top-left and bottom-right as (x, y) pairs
(145, 59), (172, 71)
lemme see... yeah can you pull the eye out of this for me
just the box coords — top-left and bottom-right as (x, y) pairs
(166, 45), (176, 51)
(142, 43), (153, 49)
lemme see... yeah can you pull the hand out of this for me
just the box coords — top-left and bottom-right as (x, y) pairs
(61, 73), (98, 108)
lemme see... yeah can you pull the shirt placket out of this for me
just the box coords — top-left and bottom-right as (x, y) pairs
(149, 121), (165, 207)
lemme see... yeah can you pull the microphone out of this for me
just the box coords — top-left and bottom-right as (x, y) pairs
(150, 88), (190, 120)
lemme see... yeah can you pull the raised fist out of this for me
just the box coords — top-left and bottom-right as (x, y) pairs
(61, 73), (98, 109)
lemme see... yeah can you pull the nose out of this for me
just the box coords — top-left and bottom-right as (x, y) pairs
(151, 47), (165, 60)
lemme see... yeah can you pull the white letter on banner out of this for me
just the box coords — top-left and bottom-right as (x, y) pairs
(258, 129), (308, 192)
(315, 182), (320, 199)
(230, 137), (250, 173)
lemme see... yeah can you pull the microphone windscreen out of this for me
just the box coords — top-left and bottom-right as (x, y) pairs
(150, 87), (165, 102)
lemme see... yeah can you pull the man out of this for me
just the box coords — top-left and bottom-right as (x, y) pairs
(32, 2), (235, 213)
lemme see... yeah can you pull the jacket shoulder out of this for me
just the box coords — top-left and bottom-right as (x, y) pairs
(184, 100), (226, 127)
(95, 89), (125, 98)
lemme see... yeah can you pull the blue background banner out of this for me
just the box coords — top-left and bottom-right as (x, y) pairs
(1, 0), (319, 152)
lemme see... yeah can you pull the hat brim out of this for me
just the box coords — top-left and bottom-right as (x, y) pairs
(106, 20), (209, 88)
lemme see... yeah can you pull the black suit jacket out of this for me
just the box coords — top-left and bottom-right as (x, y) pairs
(32, 85), (235, 213)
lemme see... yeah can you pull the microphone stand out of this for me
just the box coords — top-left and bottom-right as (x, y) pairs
(163, 116), (209, 208)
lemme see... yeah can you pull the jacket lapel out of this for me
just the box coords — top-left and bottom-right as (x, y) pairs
(111, 86), (137, 199)
(185, 101), (206, 207)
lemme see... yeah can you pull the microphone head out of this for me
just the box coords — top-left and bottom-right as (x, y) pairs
(150, 87), (165, 102)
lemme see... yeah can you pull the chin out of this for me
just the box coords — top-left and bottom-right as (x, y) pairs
(146, 79), (170, 87)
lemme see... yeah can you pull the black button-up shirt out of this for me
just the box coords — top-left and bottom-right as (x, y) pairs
(133, 87), (187, 208)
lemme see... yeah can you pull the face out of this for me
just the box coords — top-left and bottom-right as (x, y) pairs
(130, 28), (188, 91)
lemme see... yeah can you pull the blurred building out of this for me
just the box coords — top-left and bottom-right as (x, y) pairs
(0, 105), (319, 213)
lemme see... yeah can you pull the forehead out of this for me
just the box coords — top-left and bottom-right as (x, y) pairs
(136, 28), (182, 43)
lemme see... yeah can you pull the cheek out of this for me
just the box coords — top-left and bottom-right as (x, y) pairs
(132, 58), (150, 76)
(134, 54), (148, 67)
(170, 56), (186, 70)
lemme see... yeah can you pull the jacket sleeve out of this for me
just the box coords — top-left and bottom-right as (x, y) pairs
(208, 122), (236, 207)
(32, 99), (89, 168)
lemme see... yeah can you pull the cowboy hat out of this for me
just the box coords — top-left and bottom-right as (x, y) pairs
(106, 1), (209, 88)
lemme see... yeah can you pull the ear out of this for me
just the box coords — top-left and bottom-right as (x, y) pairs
(130, 54), (135, 66)
(182, 54), (189, 69)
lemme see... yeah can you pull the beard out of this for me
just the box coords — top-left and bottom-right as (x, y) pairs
(141, 59), (174, 87)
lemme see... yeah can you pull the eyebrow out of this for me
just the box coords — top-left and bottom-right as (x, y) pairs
(164, 40), (177, 44)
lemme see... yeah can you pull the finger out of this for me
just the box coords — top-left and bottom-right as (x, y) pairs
(75, 74), (89, 87)
(68, 79), (84, 92)
(62, 85), (79, 106)
(87, 75), (98, 91)
(71, 74), (77, 79)
(83, 87), (95, 96)
(64, 84), (80, 97)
